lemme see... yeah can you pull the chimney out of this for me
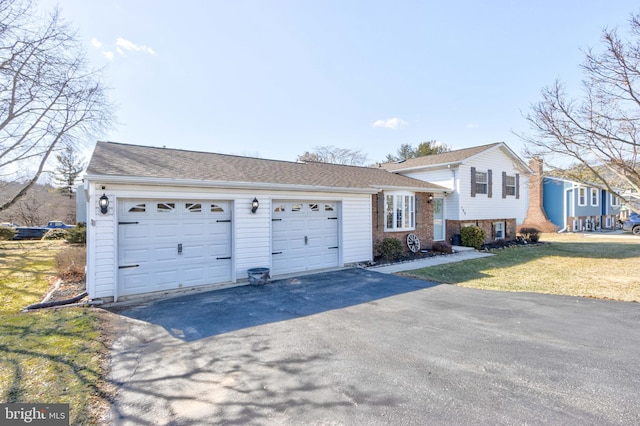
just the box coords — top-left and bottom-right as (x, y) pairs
(522, 157), (557, 232)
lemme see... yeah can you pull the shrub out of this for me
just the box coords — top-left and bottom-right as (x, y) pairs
(375, 237), (403, 261)
(66, 222), (86, 244)
(519, 227), (541, 243)
(431, 241), (453, 254)
(43, 228), (68, 240)
(55, 245), (86, 281)
(0, 226), (17, 240)
(460, 226), (486, 250)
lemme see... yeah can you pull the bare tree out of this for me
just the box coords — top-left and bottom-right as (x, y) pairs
(297, 145), (368, 166)
(0, 0), (112, 212)
(519, 12), (640, 211)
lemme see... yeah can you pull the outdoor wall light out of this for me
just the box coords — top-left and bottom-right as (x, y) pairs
(251, 197), (259, 214)
(99, 193), (109, 214)
(428, 194), (434, 204)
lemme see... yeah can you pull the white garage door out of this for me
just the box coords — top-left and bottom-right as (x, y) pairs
(271, 201), (339, 275)
(118, 199), (232, 297)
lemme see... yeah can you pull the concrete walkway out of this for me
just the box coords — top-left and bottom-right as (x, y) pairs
(368, 246), (493, 274)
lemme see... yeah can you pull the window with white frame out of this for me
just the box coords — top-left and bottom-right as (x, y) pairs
(578, 187), (587, 206)
(385, 192), (415, 231)
(475, 172), (488, 195)
(505, 175), (516, 196)
(590, 188), (599, 206)
(611, 194), (620, 206)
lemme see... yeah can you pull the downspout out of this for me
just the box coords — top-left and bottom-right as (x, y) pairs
(560, 183), (578, 232)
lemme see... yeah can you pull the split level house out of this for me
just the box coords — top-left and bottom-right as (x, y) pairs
(84, 141), (450, 301)
(84, 141), (534, 301)
(380, 142), (532, 243)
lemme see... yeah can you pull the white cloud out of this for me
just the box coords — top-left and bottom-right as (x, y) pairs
(372, 117), (408, 130)
(91, 38), (103, 48)
(116, 37), (156, 55)
(103, 51), (114, 61)
(116, 47), (125, 56)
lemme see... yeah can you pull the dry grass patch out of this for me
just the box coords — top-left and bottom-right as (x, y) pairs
(403, 232), (640, 302)
(0, 240), (110, 425)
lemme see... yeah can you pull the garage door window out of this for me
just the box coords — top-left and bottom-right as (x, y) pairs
(291, 203), (303, 212)
(128, 203), (146, 213)
(185, 203), (202, 213)
(157, 202), (176, 213)
(325, 204), (335, 212)
(210, 204), (224, 212)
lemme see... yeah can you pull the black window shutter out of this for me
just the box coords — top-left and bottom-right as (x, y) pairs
(515, 173), (520, 199)
(377, 193), (385, 229)
(502, 171), (507, 198)
(471, 167), (476, 197)
(488, 169), (493, 198)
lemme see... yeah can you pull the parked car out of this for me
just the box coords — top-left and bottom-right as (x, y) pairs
(13, 221), (75, 240)
(622, 213), (640, 235)
(45, 221), (75, 229)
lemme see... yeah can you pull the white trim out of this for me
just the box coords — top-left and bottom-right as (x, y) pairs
(86, 174), (446, 195)
(590, 188), (599, 206)
(383, 191), (416, 232)
(578, 187), (587, 207)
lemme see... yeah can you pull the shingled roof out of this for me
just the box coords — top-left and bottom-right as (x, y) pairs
(379, 142), (528, 172)
(86, 142), (447, 192)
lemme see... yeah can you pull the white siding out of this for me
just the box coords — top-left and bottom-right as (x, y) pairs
(402, 167), (455, 190)
(397, 147), (529, 223)
(84, 182), (374, 299)
(457, 149), (529, 222)
(341, 195), (373, 264)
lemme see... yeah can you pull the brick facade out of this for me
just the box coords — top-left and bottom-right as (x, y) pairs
(521, 157), (558, 232)
(372, 192), (434, 256)
(445, 218), (517, 243)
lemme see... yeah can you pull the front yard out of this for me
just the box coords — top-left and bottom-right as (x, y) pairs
(404, 232), (640, 302)
(0, 241), (110, 425)
(0, 233), (637, 424)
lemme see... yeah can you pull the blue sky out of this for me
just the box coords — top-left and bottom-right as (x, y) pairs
(43, 1), (640, 164)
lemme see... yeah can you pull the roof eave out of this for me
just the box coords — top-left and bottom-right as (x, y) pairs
(387, 161), (463, 173)
(84, 174), (401, 194)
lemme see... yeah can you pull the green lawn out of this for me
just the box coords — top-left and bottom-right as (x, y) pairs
(403, 233), (640, 302)
(0, 241), (109, 425)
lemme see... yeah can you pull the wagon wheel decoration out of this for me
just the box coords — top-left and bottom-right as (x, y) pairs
(406, 233), (420, 253)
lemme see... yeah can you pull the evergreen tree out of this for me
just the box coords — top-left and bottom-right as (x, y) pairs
(53, 145), (84, 198)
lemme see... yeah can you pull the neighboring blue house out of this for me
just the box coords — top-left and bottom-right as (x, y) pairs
(543, 176), (622, 231)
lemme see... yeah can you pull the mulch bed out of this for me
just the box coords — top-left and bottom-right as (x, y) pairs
(44, 279), (87, 304)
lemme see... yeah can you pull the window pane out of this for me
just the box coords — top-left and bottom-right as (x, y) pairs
(396, 196), (403, 228)
(386, 195), (394, 229)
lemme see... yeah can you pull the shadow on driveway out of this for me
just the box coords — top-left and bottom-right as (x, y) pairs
(107, 268), (438, 342)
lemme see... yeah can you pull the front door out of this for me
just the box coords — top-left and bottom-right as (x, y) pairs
(433, 197), (444, 241)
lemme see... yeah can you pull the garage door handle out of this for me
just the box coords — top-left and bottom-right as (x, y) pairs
(216, 256), (231, 260)
(329, 246), (339, 249)
(216, 219), (231, 223)
(328, 217), (338, 220)
(178, 243), (182, 255)
(118, 264), (139, 269)
(272, 251), (283, 255)
(118, 221), (139, 225)
(272, 218), (282, 221)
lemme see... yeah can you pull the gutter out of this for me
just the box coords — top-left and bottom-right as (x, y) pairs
(84, 174), (444, 194)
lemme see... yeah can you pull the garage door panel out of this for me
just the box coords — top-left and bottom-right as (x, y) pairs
(118, 199), (232, 297)
(271, 200), (339, 275)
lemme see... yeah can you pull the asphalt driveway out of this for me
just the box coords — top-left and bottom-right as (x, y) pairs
(106, 269), (640, 425)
